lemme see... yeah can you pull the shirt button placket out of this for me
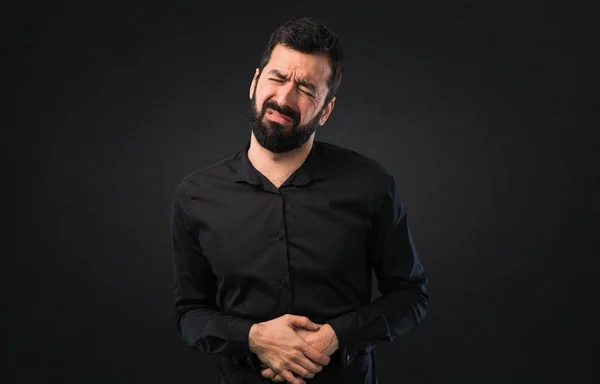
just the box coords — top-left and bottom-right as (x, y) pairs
(277, 194), (290, 295)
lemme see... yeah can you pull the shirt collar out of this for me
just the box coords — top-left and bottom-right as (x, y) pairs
(233, 140), (326, 187)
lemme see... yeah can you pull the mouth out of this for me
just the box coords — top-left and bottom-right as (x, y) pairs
(266, 109), (294, 125)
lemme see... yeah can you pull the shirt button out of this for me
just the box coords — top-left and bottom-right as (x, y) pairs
(345, 354), (351, 361)
(280, 279), (288, 287)
(276, 234), (284, 240)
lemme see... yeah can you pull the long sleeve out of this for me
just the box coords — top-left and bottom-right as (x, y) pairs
(327, 172), (428, 365)
(170, 180), (259, 366)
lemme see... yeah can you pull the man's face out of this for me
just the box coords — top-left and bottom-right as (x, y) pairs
(248, 44), (336, 153)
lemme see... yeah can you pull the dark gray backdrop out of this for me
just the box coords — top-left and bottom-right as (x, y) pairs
(9, 1), (598, 383)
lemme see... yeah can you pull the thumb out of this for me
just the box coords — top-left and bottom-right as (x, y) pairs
(287, 315), (320, 330)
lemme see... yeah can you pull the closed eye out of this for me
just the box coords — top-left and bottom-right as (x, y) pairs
(268, 77), (314, 97)
(300, 88), (314, 97)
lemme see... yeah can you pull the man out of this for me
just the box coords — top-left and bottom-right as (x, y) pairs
(171, 16), (428, 384)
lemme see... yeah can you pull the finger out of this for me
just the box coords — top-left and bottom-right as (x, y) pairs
(278, 369), (306, 384)
(285, 361), (315, 379)
(300, 342), (330, 366)
(290, 349), (323, 375)
(261, 368), (276, 379)
(287, 315), (320, 331)
(297, 356), (323, 375)
(262, 367), (288, 382)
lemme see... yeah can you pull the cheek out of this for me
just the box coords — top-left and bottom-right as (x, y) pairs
(299, 104), (317, 123)
(255, 88), (273, 111)
(256, 81), (275, 98)
(253, 97), (266, 115)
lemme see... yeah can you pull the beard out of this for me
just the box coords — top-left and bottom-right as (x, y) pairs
(248, 91), (324, 154)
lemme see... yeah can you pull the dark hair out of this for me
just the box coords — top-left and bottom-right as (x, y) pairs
(258, 17), (344, 105)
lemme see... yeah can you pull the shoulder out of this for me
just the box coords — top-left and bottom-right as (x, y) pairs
(316, 140), (394, 185)
(174, 147), (242, 198)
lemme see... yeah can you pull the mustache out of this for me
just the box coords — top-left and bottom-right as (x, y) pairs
(262, 101), (300, 124)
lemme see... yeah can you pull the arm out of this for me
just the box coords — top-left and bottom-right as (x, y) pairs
(326, 172), (429, 365)
(170, 180), (259, 368)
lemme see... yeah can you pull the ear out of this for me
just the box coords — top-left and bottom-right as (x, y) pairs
(249, 68), (259, 99)
(318, 97), (336, 126)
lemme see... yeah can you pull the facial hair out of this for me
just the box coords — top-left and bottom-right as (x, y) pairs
(248, 90), (324, 154)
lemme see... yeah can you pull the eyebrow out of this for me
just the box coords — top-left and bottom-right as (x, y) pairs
(267, 69), (318, 94)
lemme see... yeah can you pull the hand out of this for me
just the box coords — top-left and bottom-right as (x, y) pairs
(248, 314), (331, 384)
(261, 323), (339, 383)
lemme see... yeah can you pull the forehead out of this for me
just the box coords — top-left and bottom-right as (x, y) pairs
(264, 44), (332, 88)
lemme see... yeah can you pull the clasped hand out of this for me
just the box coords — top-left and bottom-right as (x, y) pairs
(248, 314), (339, 384)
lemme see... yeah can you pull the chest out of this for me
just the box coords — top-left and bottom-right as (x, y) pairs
(188, 185), (373, 281)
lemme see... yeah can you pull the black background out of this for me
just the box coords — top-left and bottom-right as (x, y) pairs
(8, 1), (599, 383)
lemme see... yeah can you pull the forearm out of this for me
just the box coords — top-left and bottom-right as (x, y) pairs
(327, 283), (428, 348)
(176, 306), (256, 356)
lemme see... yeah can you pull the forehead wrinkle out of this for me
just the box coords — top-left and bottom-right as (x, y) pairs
(263, 46), (332, 100)
(268, 69), (316, 87)
(266, 71), (326, 102)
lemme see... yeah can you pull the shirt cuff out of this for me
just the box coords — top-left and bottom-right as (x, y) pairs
(326, 312), (358, 366)
(229, 318), (262, 370)
(229, 318), (256, 350)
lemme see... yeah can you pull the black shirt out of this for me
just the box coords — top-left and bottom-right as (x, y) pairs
(170, 140), (428, 383)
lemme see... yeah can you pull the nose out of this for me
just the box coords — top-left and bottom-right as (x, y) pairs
(272, 81), (298, 111)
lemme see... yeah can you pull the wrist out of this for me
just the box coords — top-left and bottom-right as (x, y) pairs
(324, 324), (339, 349)
(248, 323), (260, 353)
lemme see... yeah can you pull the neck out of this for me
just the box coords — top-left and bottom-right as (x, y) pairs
(247, 133), (314, 177)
